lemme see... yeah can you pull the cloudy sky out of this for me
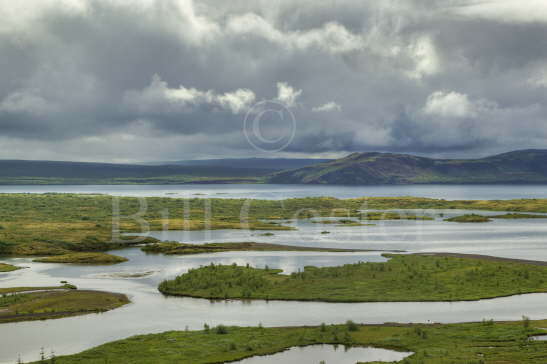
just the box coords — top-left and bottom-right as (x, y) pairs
(2, 0), (547, 162)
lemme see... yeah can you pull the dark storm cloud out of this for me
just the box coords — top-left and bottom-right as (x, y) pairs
(1, 0), (547, 161)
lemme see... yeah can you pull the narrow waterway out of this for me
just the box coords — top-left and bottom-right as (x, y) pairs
(1, 248), (546, 363)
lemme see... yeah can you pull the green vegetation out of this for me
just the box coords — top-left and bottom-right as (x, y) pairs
(27, 320), (547, 364)
(0, 262), (21, 272)
(0, 288), (129, 323)
(159, 255), (547, 302)
(491, 213), (547, 219)
(142, 242), (372, 255)
(0, 284), (76, 295)
(312, 219), (373, 227)
(444, 214), (492, 223)
(33, 252), (128, 264)
(3, 193), (547, 256)
(359, 212), (433, 220)
(445, 212), (547, 223)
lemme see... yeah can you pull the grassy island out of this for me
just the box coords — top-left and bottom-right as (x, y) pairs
(27, 320), (547, 364)
(33, 252), (128, 264)
(0, 263), (21, 272)
(142, 241), (375, 255)
(445, 212), (547, 223)
(0, 287), (129, 323)
(444, 214), (492, 223)
(2, 193), (547, 256)
(491, 213), (547, 219)
(159, 254), (547, 302)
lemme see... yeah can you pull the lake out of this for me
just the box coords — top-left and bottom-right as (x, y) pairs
(229, 344), (413, 364)
(2, 183), (547, 200)
(1, 247), (547, 363)
(2, 184), (547, 363)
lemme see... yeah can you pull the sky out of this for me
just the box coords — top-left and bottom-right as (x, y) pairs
(1, 0), (547, 162)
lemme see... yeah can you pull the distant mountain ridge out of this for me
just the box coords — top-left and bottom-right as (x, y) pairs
(0, 160), (275, 184)
(3, 150), (547, 185)
(147, 158), (332, 170)
(267, 149), (547, 185)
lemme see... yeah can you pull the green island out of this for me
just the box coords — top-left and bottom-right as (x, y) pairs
(26, 320), (547, 364)
(159, 254), (547, 302)
(142, 241), (376, 255)
(445, 212), (547, 223)
(0, 262), (21, 272)
(444, 214), (492, 223)
(492, 212), (547, 219)
(33, 252), (128, 264)
(3, 193), (547, 256)
(0, 286), (129, 323)
(0, 285), (76, 294)
(312, 219), (375, 227)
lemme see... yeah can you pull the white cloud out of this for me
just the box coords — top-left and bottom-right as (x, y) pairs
(451, 0), (547, 24)
(312, 101), (341, 112)
(123, 74), (255, 114)
(217, 89), (256, 114)
(226, 13), (363, 54)
(406, 36), (440, 79)
(528, 67), (547, 88)
(423, 91), (476, 118)
(276, 82), (302, 107)
(0, 90), (54, 115)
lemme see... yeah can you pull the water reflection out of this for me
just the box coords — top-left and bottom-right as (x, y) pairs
(1, 249), (546, 363)
(2, 183), (547, 200)
(229, 344), (413, 364)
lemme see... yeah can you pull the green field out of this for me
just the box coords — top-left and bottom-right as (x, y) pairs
(26, 320), (547, 364)
(33, 252), (128, 264)
(142, 241), (375, 255)
(2, 193), (547, 256)
(0, 288), (129, 323)
(0, 262), (20, 272)
(159, 254), (547, 302)
(444, 214), (492, 223)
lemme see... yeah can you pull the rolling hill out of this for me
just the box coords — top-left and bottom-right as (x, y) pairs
(0, 160), (275, 184)
(145, 158), (332, 170)
(267, 149), (547, 185)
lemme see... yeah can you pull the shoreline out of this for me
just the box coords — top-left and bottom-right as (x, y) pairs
(413, 252), (547, 266)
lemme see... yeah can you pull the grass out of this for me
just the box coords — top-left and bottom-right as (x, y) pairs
(444, 214), (492, 223)
(159, 254), (547, 302)
(0, 285), (76, 294)
(0, 262), (20, 272)
(312, 219), (375, 227)
(33, 252), (128, 264)
(2, 193), (547, 256)
(25, 320), (547, 364)
(445, 212), (547, 223)
(0, 289), (129, 323)
(142, 241), (374, 255)
(491, 213), (547, 219)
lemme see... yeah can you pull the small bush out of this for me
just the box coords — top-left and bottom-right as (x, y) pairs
(346, 320), (358, 332)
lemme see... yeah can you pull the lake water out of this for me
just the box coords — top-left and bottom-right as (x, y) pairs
(2, 183), (547, 200)
(1, 247), (547, 363)
(2, 184), (547, 363)
(229, 344), (413, 364)
(143, 211), (547, 261)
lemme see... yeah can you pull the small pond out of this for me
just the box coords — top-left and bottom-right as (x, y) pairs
(227, 344), (413, 364)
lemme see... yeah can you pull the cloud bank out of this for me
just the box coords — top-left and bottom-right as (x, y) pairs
(1, 0), (547, 161)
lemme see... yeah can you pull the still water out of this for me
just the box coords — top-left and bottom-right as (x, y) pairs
(2, 185), (547, 363)
(1, 247), (547, 363)
(143, 211), (547, 261)
(2, 183), (547, 200)
(229, 344), (413, 364)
